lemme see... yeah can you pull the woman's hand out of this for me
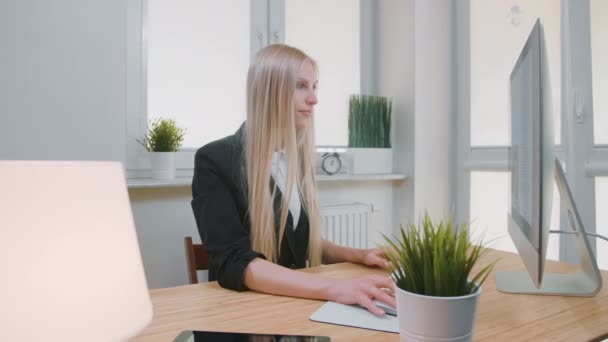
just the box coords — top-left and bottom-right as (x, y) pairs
(322, 241), (390, 269)
(325, 275), (396, 317)
(360, 248), (390, 269)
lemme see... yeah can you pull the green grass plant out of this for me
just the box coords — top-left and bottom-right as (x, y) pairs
(138, 118), (186, 152)
(382, 212), (497, 297)
(348, 94), (392, 148)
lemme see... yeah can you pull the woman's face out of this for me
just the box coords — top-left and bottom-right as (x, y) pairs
(294, 60), (318, 129)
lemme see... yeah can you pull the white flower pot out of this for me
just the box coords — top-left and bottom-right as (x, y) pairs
(396, 285), (481, 342)
(150, 152), (175, 180)
(348, 148), (393, 174)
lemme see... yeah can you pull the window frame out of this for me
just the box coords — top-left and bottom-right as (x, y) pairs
(455, 0), (606, 263)
(126, 0), (272, 178)
(125, 0), (371, 179)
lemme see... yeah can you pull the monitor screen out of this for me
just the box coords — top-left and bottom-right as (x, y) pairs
(510, 22), (540, 249)
(508, 18), (554, 287)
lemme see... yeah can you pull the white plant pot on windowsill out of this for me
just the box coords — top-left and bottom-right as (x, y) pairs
(395, 284), (481, 342)
(150, 152), (176, 180)
(348, 148), (393, 174)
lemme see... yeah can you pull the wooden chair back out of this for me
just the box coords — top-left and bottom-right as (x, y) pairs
(184, 236), (210, 284)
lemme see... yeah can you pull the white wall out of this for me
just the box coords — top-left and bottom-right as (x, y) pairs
(129, 188), (199, 288)
(0, 0), (203, 289)
(0, 0), (126, 161)
(376, 0), (416, 231)
(413, 0), (455, 221)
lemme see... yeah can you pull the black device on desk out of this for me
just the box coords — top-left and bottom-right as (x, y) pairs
(372, 301), (397, 316)
(174, 330), (331, 342)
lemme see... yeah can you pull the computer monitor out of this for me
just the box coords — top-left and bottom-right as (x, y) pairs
(495, 19), (602, 296)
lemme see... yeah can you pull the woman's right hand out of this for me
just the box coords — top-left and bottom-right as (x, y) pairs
(325, 275), (396, 317)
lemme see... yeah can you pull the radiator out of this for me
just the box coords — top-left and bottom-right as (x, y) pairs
(320, 203), (372, 248)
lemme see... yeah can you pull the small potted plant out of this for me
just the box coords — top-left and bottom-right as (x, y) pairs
(138, 117), (186, 180)
(382, 213), (496, 342)
(348, 94), (392, 174)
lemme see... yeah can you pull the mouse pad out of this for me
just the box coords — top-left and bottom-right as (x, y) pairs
(309, 301), (399, 333)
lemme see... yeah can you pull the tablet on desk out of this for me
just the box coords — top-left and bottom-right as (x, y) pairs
(173, 330), (331, 342)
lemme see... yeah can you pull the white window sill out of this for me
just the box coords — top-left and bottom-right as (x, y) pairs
(316, 173), (408, 182)
(127, 177), (193, 189)
(127, 173), (408, 189)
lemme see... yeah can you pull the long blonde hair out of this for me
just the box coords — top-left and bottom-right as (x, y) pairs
(245, 44), (322, 267)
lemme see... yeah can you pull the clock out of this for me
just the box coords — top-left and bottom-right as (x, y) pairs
(321, 152), (342, 175)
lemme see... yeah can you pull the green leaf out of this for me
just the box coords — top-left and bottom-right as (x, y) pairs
(381, 211), (499, 297)
(348, 94), (392, 148)
(138, 117), (186, 152)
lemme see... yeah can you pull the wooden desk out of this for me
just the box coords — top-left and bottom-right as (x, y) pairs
(132, 250), (608, 342)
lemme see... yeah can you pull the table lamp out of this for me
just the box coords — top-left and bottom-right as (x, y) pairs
(0, 161), (153, 341)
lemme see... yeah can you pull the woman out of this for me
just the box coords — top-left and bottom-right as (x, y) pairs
(191, 44), (395, 316)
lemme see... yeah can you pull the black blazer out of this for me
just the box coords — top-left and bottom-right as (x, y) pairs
(191, 124), (310, 291)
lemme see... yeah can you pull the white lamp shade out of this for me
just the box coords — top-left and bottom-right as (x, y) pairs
(0, 161), (153, 341)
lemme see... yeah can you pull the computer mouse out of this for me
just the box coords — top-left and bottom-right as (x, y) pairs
(372, 300), (397, 316)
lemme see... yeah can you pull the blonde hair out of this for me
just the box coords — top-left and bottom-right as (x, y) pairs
(244, 44), (322, 267)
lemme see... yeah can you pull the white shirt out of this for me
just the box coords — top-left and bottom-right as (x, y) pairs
(270, 151), (301, 227)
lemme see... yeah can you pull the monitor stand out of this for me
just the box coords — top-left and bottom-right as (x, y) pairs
(495, 159), (603, 296)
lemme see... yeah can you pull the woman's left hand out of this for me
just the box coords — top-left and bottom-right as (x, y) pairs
(360, 248), (390, 269)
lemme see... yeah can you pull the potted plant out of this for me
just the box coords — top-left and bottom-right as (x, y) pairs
(382, 213), (496, 342)
(348, 94), (392, 174)
(138, 118), (186, 180)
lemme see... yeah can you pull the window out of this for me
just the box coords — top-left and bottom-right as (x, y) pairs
(591, 0), (608, 145)
(469, 172), (511, 251)
(469, 171), (560, 260)
(127, 0), (365, 176)
(596, 177), (608, 270)
(467, 0), (561, 258)
(591, 0), (608, 269)
(462, 1), (608, 267)
(285, 0), (360, 146)
(147, 0), (250, 149)
(470, 0), (561, 146)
